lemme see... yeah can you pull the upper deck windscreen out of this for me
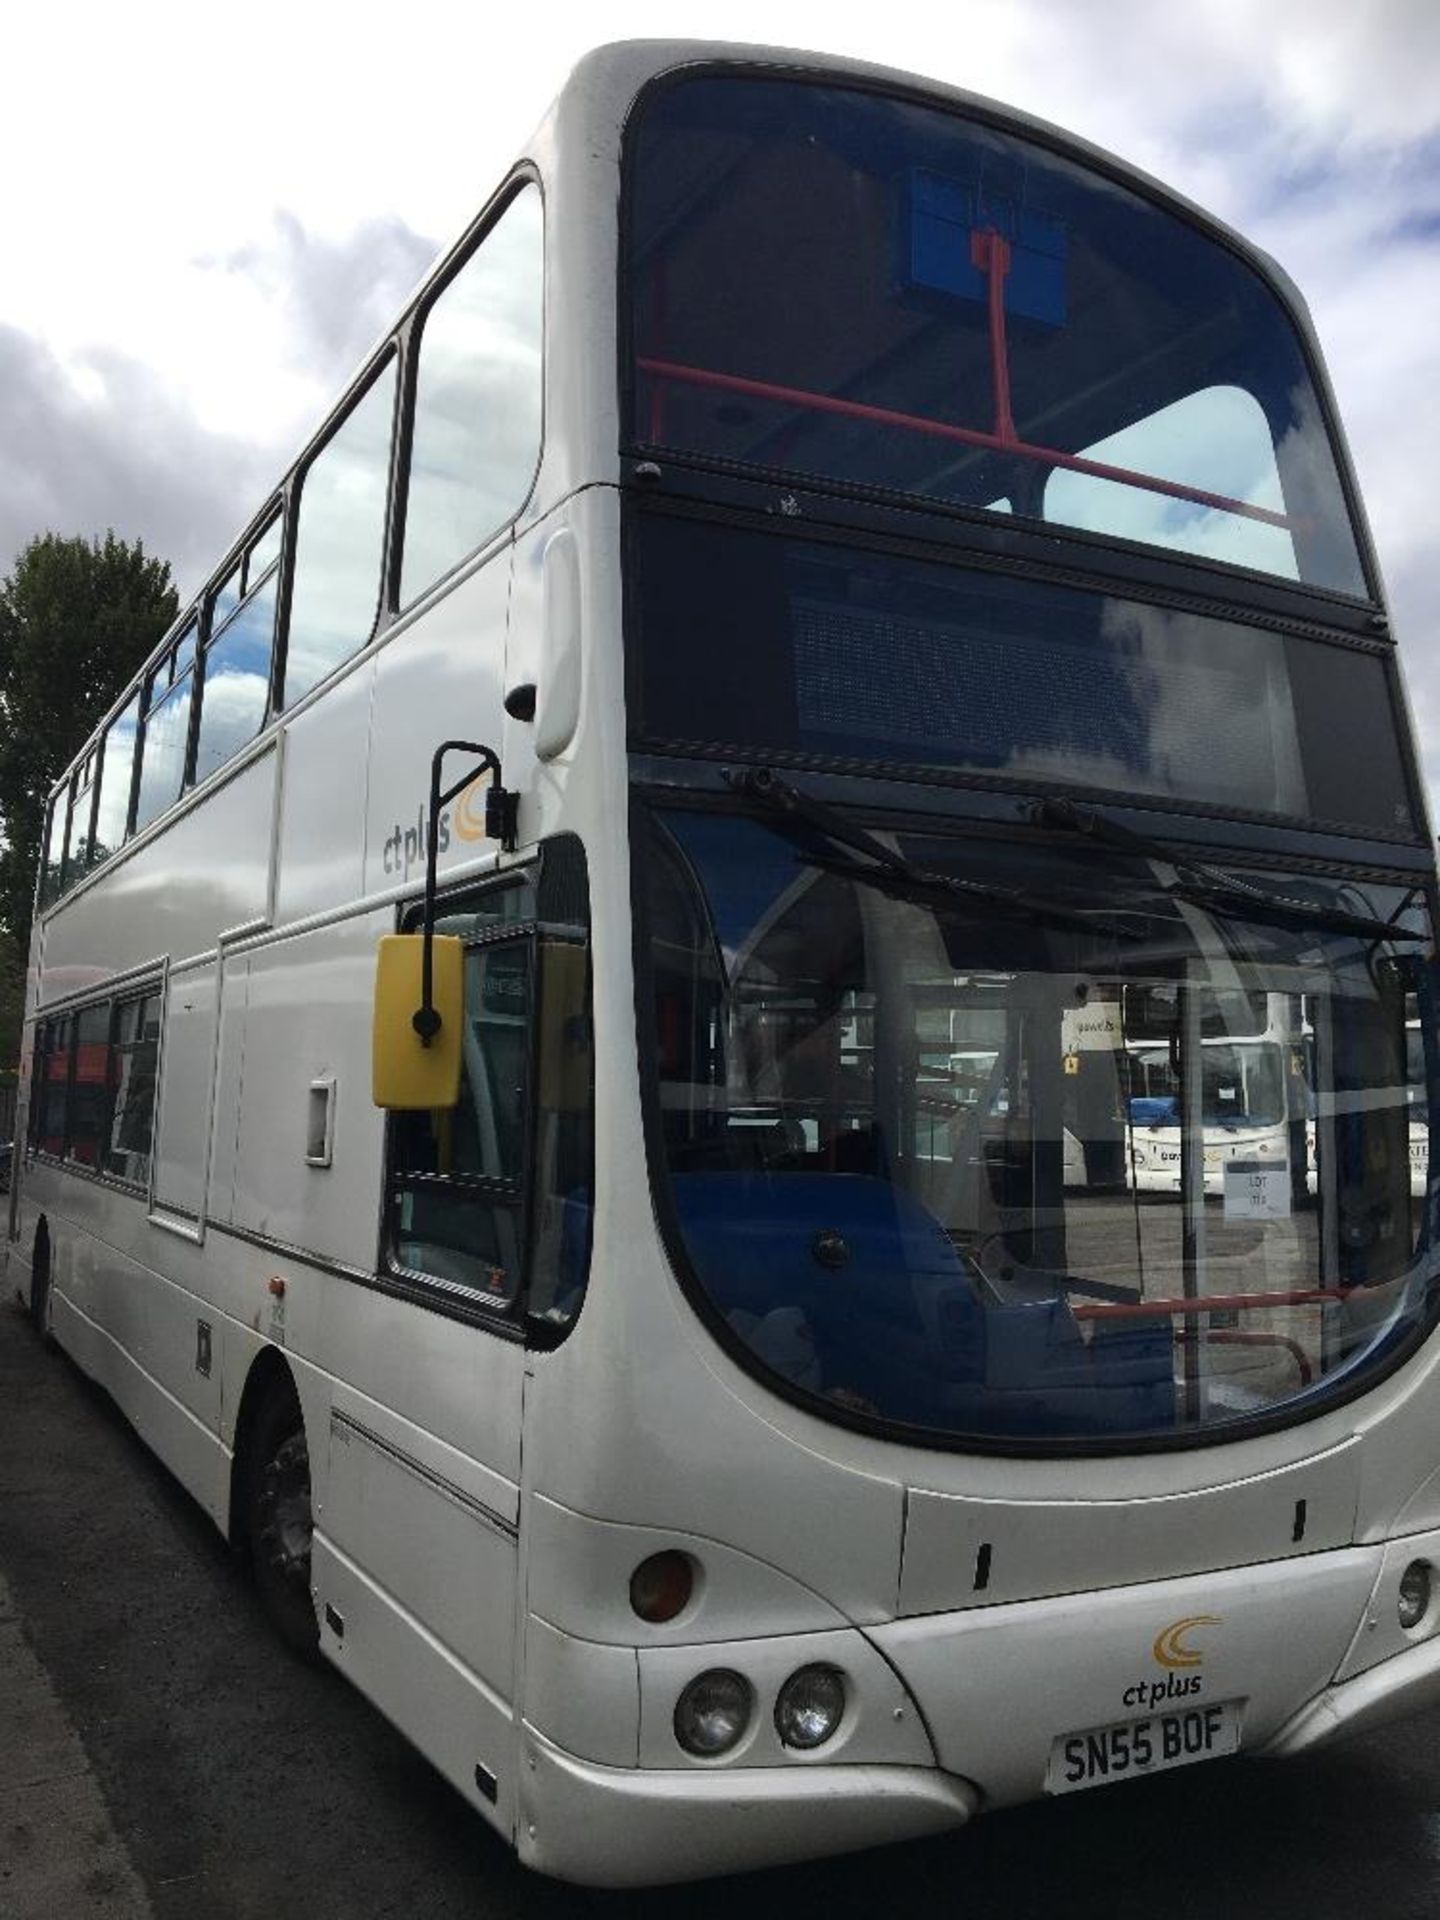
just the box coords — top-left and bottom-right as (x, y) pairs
(627, 74), (1367, 597)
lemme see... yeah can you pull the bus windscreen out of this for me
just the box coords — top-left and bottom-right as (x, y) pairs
(628, 74), (1367, 595)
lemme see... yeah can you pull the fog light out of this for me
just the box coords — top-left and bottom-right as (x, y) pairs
(774, 1664), (846, 1749)
(674, 1669), (752, 1756)
(1399, 1560), (1432, 1630)
(630, 1551), (695, 1624)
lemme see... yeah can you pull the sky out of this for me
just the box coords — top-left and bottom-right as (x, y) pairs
(2, 0), (1437, 803)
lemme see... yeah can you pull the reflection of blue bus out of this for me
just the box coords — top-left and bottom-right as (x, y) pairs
(1052, 989), (1292, 1194)
(1123, 1025), (1290, 1194)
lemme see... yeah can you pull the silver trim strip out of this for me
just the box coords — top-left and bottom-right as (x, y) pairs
(329, 1408), (519, 1540)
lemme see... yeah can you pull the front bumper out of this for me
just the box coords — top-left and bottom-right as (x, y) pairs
(518, 1532), (1440, 1885)
(517, 1726), (978, 1887)
(1263, 1633), (1440, 1756)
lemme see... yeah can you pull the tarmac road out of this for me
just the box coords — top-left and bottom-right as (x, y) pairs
(3, 1289), (1440, 1920)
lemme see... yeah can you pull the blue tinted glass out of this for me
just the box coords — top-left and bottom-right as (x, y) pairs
(61, 771), (93, 889)
(402, 186), (544, 604)
(195, 576), (275, 784)
(173, 619), (198, 679)
(630, 77), (1365, 594)
(92, 694), (140, 862)
(245, 513), (283, 591)
(644, 804), (1437, 1449)
(286, 362), (396, 705)
(211, 563), (242, 631)
(40, 795), (67, 906)
(134, 678), (193, 830)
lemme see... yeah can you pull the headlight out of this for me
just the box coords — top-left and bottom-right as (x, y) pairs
(674, 1669), (752, 1756)
(1399, 1560), (1432, 1631)
(774, 1665), (846, 1749)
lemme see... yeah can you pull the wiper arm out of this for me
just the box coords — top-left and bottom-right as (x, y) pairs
(1035, 795), (1426, 945)
(724, 767), (1140, 938)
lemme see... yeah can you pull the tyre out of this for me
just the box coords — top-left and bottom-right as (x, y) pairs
(29, 1228), (53, 1344)
(243, 1383), (320, 1659)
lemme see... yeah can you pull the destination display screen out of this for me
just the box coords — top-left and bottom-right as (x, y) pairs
(628, 513), (1415, 840)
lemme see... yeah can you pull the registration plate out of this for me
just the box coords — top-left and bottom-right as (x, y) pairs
(1046, 1699), (1241, 1795)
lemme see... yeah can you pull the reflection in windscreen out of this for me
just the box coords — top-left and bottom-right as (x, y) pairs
(644, 805), (1437, 1448)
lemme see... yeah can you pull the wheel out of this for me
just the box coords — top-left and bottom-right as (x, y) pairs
(243, 1384), (320, 1659)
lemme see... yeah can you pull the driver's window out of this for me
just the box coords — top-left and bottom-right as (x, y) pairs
(386, 838), (595, 1326)
(390, 879), (534, 1304)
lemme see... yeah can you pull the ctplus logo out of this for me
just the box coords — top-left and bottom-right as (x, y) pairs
(1121, 1614), (1221, 1712)
(380, 772), (493, 879)
(1152, 1615), (1221, 1671)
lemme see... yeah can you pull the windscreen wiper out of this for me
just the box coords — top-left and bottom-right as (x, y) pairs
(724, 767), (1142, 938)
(1034, 795), (1427, 946)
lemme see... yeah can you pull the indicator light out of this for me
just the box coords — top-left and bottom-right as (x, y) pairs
(1398, 1560), (1431, 1630)
(629, 1551), (695, 1624)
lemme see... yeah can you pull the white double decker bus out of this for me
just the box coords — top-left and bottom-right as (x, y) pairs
(9, 41), (1440, 1888)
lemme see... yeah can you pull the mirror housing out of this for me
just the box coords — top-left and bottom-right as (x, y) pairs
(373, 935), (463, 1109)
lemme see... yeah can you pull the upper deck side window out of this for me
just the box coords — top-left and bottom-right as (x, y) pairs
(39, 792), (67, 910)
(134, 617), (199, 834)
(625, 74), (1367, 598)
(58, 754), (96, 894)
(195, 509), (284, 784)
(400, 182), (545, 608)
(92, 692), (141, 866)
(284, 358), (397, 708)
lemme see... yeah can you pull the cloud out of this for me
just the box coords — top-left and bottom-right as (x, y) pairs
(0, 326), (272, 599)
(199, 212), (438, 379)
(0, 208), (439, 603)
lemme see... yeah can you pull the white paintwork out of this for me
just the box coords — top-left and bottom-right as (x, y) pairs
(8, 37), (1440, 1893)
(517, 1726), (978, 1887)
(227, 913), (388, 1270)
(523, 1616), (640, 1766)
(873, 1548), (1380, 1806)
(363, 549), (513, 900)
(39, 748), (277, 998)
(899, 1440), (1361, 1613)
(152, 961), (217, 1219)
(525, 1493), (855, 1644)
(533, 526), (582, 761)
(273, 664), (372, 924)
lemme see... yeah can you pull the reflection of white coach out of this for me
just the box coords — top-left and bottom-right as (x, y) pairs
(1304, 1017), (1429, 1200)
(1124, 1033), (1291, 1195)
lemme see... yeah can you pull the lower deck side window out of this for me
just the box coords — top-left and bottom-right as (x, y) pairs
(28, 989), (161, 1190)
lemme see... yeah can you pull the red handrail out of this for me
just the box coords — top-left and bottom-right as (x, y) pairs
(1071, 1287), (1349, 1322)
(636, 356), (1297, 531)
(1177, 1327), (1314, 1387)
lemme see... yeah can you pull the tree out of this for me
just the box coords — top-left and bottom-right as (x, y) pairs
(0, 532), (179, 963)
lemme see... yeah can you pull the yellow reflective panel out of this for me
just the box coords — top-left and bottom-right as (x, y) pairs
(372, 935), (463, 1110)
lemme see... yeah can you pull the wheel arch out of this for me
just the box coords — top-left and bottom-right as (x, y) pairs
(228, 1344), (304, 1554)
